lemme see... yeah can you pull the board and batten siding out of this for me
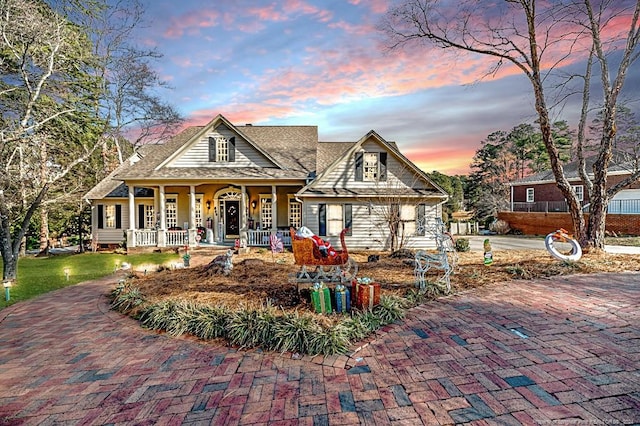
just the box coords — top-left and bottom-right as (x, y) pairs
(168, 125), (274, 168)
(314, 140), (433, 192)
(302, 201), (439, 251)
(92, 200), (129, 244)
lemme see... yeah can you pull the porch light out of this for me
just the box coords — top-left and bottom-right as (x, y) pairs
(251, 200), (257, 210)
(206, 200), (211, 210)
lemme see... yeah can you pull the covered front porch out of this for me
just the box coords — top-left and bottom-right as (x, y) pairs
(124, 181), (301, 249)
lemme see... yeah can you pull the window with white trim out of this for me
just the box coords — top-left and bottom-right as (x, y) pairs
(145, 205), (155, 229)
(166, 196), (178, 228)
(260, 197), (272, 230)
(216, 137), (228, 162)
(327, 204), (343, 236)
(289, 199), (302, 229)
(195, 196), (203, 227)
(105, 205), (116, 228)
(363, 153), (378, 181)
(572, 185), (584, 202)
(526, 188), (535, 203)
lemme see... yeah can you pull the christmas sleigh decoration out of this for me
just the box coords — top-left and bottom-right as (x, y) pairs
(289, 227), (358, 284)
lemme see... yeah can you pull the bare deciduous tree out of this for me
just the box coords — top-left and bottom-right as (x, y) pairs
(0, 0), (105, 279)
(381, 0), (640, 250)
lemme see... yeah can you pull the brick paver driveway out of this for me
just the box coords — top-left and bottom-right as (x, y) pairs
(0, 272), (638, 425)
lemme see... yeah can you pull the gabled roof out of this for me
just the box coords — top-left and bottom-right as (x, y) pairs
(115, 115), (318, 181)
(511, 153), (639, 185)
(84, 148), (152, 200)
(298, 130), (448, 198)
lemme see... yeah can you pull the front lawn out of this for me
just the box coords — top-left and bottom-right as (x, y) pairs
(0, 252), (180, 309)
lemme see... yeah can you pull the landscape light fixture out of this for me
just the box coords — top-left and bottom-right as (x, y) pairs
(3, 280), (11, 301)
(63, 267), (70, 281)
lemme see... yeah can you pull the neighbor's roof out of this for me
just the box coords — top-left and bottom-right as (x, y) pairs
(511, 153), (638, 185)
(115, 124), (319, 181)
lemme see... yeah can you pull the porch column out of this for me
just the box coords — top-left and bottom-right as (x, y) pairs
(271, 185), (278, 233)
(240, 185), (248, 248)
(158, 185), (166, 247)
(188, 185), (196, 247)
(126, 184), (136, 248)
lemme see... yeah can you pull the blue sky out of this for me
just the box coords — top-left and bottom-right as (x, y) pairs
(128, 0), (639, 175)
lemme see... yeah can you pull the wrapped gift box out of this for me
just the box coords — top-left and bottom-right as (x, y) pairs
(311, 283), (332, 314)
(334, 284), (350, 313)
(356, 282), (380, 310)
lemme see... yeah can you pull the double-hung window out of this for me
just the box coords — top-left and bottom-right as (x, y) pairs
(572, 185), (584, 202)
(318, 203), (352, 236)
(355, 152), (387, 182)
(526, 188), (535, 203)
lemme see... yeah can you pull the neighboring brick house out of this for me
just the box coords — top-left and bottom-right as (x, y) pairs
(84, 114), (449, 251)
(500, 156), (640, 235)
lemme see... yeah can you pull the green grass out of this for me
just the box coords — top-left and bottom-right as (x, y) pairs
(1, 252), (180, 310)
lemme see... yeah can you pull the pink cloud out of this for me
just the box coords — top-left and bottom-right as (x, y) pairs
(348, 0), (388, 14)
(163, 9), (221, 39)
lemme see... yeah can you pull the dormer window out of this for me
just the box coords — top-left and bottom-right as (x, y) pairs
(208, 136), (236, 162)
(355, 151), (387, 182)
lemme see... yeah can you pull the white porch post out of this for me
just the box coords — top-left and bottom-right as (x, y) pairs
(240, 185), (248, 248)
(188, 185), (197, 247)
(271, 185), (278, 233)
(127, 184), (136, 248)
(158, 185), (166, 247)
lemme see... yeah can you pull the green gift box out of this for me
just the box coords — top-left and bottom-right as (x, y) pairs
(311, 283), (332, 314)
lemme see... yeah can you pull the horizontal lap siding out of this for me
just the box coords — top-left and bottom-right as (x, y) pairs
(302, 201), (439, 251)
(169, 125), (273, 168)
(93, 201), (129, 244)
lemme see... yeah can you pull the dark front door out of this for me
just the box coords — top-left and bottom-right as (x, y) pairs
(225, 200), (239, 237)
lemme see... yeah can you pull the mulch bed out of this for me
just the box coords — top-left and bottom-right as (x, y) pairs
(128, 248), (640, 312)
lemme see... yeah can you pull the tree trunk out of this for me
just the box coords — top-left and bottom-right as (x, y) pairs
(39, 206), (49, 255)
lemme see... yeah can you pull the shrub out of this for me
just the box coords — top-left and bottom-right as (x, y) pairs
(490, 219), (511, 235)
(455, 238), (470, 252)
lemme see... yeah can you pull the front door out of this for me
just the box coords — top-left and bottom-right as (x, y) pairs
(224, 200), (239, 237)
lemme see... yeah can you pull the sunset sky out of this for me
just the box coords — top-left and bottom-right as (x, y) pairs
(129, 0), (639, 175)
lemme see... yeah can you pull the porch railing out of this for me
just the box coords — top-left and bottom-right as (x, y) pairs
(166, 230), (187, 246)
(246, 230), (292, 247)
(135, 230), (157, 247)
(512, 199), (640, 214)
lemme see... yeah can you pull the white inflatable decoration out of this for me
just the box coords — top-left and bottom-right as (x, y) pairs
(545, 228), (582, 261)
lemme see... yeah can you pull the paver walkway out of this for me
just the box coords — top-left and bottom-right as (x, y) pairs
(0, 272), (638, 425)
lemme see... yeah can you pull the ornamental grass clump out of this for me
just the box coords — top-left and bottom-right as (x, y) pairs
(372, 295), (407, 325)
(110, 281), (145, 315)
(186, 304), (230, 340)
(226, 304), (278, 349)
(140, 300), (190, 336)
(272, 310), (319, 354)
(307, 322), (350, 355)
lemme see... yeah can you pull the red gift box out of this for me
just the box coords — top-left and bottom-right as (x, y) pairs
(356, 283), (380, 310)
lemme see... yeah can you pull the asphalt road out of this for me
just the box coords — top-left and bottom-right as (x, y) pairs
(465, 235), (640, 254)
